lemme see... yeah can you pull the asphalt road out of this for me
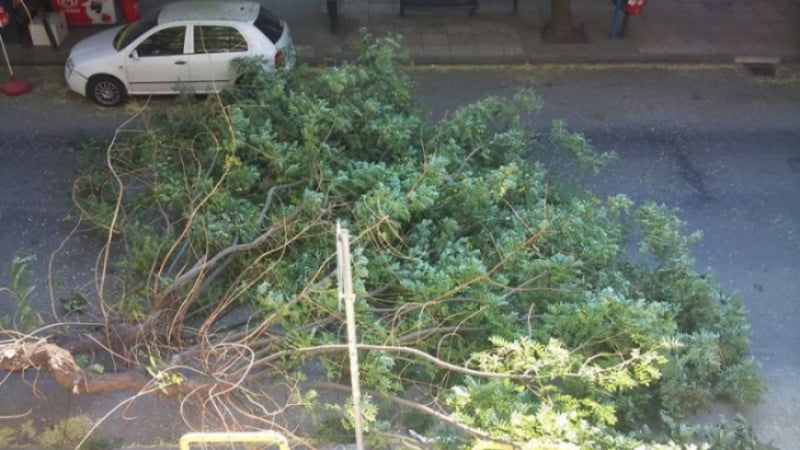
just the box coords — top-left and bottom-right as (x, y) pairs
(412, 64), (800, 449)
(0, 63), (799, 448)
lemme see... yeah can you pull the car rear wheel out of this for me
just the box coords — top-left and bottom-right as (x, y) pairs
(87, 75), (126, 107)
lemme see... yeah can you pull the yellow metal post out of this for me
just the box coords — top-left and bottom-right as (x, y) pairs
(179, 431), (289, 450)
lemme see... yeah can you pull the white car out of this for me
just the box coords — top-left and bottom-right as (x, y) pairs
(65, 0), (293, 106)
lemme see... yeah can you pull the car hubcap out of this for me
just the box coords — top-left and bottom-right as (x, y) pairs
(95, 81), (119, 105)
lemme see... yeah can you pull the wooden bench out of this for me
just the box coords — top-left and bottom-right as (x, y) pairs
(400, 0), (519, 16)
(400, 0), (480, 16)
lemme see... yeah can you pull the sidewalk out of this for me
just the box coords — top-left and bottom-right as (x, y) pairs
(2, 0), (798, 67)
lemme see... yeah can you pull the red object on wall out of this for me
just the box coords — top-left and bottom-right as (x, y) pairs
(0, 4), (10, 27)
(120, 0), (139, 22)
(51, 0), (120, 25)
(625, 0), (646, 15)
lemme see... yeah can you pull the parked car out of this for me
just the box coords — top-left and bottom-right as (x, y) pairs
(65, 0), (294, 106)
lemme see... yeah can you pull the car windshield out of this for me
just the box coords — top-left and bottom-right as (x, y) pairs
(254, 6), (283, 43)
(113, 8), (162, 50)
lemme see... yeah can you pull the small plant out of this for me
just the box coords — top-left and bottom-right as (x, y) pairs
(0, 255), (43, 332)
(145, 353), (184, 394)
(60, 292), (89, 316)
(0, 420), (37, 447)
(34, 415), (123, 450)
(38, 415), (93, 449)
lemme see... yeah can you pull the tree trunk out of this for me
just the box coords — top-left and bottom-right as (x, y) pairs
(543, 0), (588, 43)
(0, 339), (148, 394)
(327, 0), (339, 33)
(0, 334), (200, 397)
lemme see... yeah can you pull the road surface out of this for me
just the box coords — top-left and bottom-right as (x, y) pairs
(0, 63), (798, 448)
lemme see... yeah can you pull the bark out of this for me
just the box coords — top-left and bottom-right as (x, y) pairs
(543, 0), (588, 43)
(0, 339), (150, 394)
(1, 335), (201, 397)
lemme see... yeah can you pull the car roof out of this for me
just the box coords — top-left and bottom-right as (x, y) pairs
(158, 0), (259, 24)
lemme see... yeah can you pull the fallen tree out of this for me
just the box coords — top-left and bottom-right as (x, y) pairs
(1, 34), (767, 449)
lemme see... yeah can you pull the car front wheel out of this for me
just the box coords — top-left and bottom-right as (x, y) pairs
(87, 75), (126, 107)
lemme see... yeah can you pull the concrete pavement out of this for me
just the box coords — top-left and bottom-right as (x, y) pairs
(1, 0), (798, 67)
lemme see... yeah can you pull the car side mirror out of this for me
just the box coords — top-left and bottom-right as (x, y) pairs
(129, 49), (139, 59)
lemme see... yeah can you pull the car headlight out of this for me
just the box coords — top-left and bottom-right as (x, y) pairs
(65, 58), (74, 78)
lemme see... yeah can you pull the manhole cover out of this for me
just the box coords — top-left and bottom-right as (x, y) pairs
(742, 63), (777, 77)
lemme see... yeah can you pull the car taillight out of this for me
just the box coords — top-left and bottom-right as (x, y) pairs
(275, 50), (285, 68)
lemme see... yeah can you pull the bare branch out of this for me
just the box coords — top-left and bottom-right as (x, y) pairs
(262, 344), (532, 381)
(312, 381), (517, 448)
(155, 206), (309, 303)
(396, 326), (488, 346)
(50, 323), (149, 354)
(258, 181), (304, 225)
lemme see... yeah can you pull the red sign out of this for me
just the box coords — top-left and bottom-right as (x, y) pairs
(51, 0), (118, 25)
(0, 5), (11, 28)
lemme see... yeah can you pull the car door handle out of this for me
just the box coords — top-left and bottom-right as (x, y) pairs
(175, 60), (187, 65)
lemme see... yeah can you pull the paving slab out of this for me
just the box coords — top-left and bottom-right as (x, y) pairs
(1, 0), (797, 66)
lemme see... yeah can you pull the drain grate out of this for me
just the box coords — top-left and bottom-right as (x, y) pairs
(742, 63), (777, 77)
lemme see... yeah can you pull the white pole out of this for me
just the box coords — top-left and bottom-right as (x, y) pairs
(336, 221), (364, 450)
(0, 34), (14, 77)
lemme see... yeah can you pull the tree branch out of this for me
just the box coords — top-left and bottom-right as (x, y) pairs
(262, 344), (532, 381)
(258, 181), (304, 225)
(1, 338), (204, 397)
(50, 323), (149, 355)
(311, 381), (517, 448)
(156, 206), (308, 303)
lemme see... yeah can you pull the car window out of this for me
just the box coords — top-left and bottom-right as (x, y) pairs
(194, 26), (248, 54)
(114, 8), (161, 50)
(254, 6), (283, 43)
(135, 26), (187, 57)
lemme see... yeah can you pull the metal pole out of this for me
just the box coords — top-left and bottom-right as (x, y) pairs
(336, 221), (364, 450)
(0, 34), (14, 77)
(179, 431), (289, 450)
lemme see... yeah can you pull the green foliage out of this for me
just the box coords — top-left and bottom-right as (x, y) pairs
(145, 352), (183, 394)
(630, 203), (764, 419)
(0, 421), (37, 448)
(398, 408), (435, 434)
(60, 292), (89, 316)
(37, 415), (94, 449)
(663, 414), (779, 450)
(0, 417), (122, 450)
(71, 32), (765, 449)
(312, 416), (353, 445)
(0, 255), (43, 332)
(450, 336), (666, 445)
